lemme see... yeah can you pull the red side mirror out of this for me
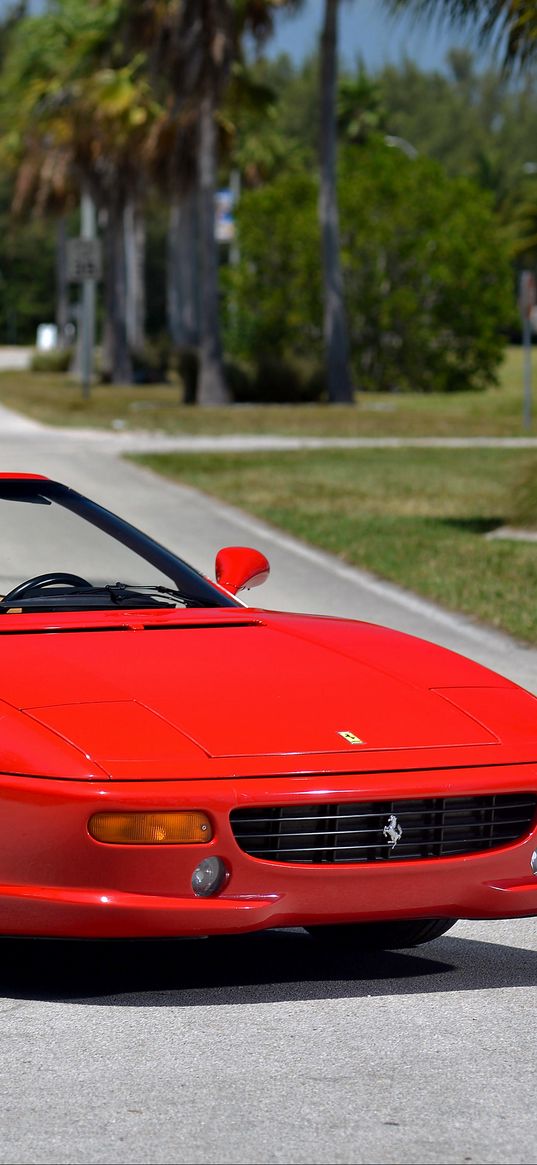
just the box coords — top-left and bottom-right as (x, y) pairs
(215, 546), (270, 595)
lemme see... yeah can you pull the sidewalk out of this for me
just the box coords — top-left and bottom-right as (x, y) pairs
(3, 414), (537, 454)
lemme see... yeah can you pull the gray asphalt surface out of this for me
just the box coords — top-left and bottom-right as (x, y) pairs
(0, 406), (535, 1165)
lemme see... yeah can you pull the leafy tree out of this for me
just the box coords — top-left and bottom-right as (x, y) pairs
(0, 175), (58, 343)
(225, 170), (321, 361)
(337, 70), (386, 145)
(255, 53), (319, 163)
(384, 0), (537, 301)
(253, 14), (357, 403)
(379, 50), (537, 217)
(227, 142), (512, 394)
(224, 62), (293, 187)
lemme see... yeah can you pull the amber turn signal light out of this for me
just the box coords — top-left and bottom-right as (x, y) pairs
(88, 811), (213, 845)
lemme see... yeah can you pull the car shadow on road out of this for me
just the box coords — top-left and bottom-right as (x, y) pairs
(0, 927), (535, 1005)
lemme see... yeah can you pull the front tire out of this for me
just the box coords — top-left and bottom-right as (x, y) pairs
(306, 917), (457, 951)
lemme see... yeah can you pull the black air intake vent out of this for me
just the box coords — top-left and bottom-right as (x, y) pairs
(230, 794), (536, 864)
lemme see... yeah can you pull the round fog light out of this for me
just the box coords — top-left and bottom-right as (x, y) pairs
(531, 850), (537, 875)
(192, 856), (227, 897)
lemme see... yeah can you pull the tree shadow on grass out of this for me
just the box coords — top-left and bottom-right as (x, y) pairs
(0, 925), (534, 1006)
(436, 516), (504, 535)
(435, 519), (505, 535)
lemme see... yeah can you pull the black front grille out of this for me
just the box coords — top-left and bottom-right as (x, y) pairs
(230, 794), (537, 864)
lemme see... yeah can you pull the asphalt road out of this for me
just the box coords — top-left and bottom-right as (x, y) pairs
(0, 409), (535, 1165)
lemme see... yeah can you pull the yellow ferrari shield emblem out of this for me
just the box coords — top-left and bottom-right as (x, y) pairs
(337, 730), (363, 745)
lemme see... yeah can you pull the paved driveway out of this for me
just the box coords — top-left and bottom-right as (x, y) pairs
(0, 408), (535, 1165)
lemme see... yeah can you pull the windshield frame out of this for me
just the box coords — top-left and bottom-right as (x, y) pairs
(0, 478), (239, 610)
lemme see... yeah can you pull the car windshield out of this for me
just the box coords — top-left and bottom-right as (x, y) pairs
(0, 478), (236, 612)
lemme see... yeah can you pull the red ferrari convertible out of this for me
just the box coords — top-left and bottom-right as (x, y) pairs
(0, 472), (536, 951)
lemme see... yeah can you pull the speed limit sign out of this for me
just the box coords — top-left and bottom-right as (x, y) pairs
(67, 238), (102, 282)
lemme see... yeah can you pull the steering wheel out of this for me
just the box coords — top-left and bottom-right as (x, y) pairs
(2, 572), (92, 604)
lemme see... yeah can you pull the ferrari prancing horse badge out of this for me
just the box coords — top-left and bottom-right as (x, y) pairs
(337, 730), (363, 745)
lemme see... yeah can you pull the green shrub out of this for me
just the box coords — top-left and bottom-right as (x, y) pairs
(223, 358), (252, 402)
(30, 347), (73, 373)
(252, 357), (324, 403)
(132, 337), (170, 384)
(223, 356), (325, 403)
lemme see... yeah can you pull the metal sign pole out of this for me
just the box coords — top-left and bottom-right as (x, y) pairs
(80, 192), (97, 401)
(523, 311), (532, 431)
(520, 270), (536, 431)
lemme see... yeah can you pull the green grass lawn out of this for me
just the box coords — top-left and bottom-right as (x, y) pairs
(2, 345), (537, 436)
(130, 445), (537, 643)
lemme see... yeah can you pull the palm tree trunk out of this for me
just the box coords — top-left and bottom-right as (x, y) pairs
(320, 0), (353, 403)
(105, 201), (133, 384)
(167, 188), (200, 349)
(197, 90), (230, 405)
(124, 195), (146, 354)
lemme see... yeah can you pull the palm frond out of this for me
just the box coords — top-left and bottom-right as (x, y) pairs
(386, 1), (537, 71)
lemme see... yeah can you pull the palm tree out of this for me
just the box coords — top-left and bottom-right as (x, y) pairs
(194, 1), (235, 404)
(146, 48), (285, 407)
(152, 0), (301, 404)
(144, 105), (201, 396)
(0, 1), (161, 383)
(387, 2), (537, 69)
(193, 2), (302, 404)
(143, 0), (236, 403)
(319, 0), (353, 403)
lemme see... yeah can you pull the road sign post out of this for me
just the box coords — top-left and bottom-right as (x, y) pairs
(519, 270), (536, 431)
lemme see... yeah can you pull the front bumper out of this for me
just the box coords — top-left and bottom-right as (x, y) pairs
(1, 768), (537, 938)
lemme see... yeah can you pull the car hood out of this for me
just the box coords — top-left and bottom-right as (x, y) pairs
(0, 608), (534, 779)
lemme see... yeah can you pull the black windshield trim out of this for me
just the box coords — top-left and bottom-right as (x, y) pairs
(0, 479), (238, 610)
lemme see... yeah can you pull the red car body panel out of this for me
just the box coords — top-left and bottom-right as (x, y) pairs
(0, 475), (536, 938)
(1, 765), (536, 938)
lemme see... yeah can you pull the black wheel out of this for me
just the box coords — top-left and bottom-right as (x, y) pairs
(306, 918), (457, 951)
